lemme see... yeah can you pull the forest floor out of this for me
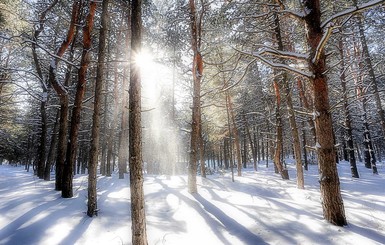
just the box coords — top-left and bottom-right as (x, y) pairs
(0, 159), (384, 245)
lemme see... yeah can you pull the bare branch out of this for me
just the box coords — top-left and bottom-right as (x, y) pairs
(220, 57), (258, 92)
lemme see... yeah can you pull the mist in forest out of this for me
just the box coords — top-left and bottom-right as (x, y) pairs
(139, 51), (186, 175)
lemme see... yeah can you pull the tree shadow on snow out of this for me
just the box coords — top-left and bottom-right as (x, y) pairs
(192, 193), (269, 245)
(347, 223), (385, 244)
(152, 178), (238, 245)
(0, 194), (82, 245)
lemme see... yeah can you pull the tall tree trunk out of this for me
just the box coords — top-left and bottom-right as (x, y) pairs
(223, 138), (228, 169)
(227, 94), (242, 176)
(301, 121), (309, 171)
(129, 0), (148, 243)
(297, 79), (316, 145)
(338, 34), (359, 178)
(106, 51), (120, 177)
(360, 97), (378, 174)
(356, 12), (385, 141)
(100, 90), (108, 176)
(243, 133), (247, 168)
(118, 12), (131, 179)
(303, 0), (347, 226)
(199, 109), (206, 178)
(63, 1), (97, 198)
(284, 81), (304, 188)
(273, 81), (289, 180)
(104, 28), (121, 177)
(243, 117), (257, 170)
(30, 0), (59, 180)
(272, 9), (301, 186)
(47, 0), (80, 191)
(187, 0), (203, 193)
(44, 110), (60, 181)
(352, 29), (378, 175)
(226, 94), (235, 182)
(87, 0), (109, 217)
(37, 98), (48, 179)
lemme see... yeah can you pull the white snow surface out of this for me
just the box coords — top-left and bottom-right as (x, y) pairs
(0, 160), (384, 245)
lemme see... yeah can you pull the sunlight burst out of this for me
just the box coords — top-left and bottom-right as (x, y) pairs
(134, 49), (154, 71)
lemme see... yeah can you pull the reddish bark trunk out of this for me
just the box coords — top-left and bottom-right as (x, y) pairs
(303, 0), (347, 226)
(62, 1), (97, 198)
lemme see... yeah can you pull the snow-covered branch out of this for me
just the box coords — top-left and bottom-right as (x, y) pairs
(237, 48), (313, 78)
(220, 57), (258, 92)
(280, 9), (305, 19)
(321, 0), (385, 29)
(294, 109), (313, 117)
(23, 39), (80, 69)
(312, 23), (339, 64)
(259, 46), (308, 61)
(272, 0), (305, 19)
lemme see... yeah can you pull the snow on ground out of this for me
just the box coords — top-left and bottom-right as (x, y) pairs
(0, 160), (384, 245)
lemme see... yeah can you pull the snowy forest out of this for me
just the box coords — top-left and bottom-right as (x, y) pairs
(1, 0), (385, 244)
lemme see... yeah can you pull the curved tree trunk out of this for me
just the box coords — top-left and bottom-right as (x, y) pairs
(46, 0), (80, 191)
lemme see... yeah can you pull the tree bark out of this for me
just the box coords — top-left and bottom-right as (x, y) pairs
(272, 9), (301, 186)
(46, 0), (80, 191)
(63, 1), (97, 198)
(283, 81), (304, 187)
(361, 98), (378, 174)
(297, 79), (316, 145)
(227, 93), (242, 176)
(273, 81), (289, 180)
(37, 98), (47, 179)
(303, 0), (347, 226)
(199, 108), (206, 178)
(188, 0), (203, 193)
(106, 46), (121, 177)
(352, 29), (378, 175)
(244, 115), (257, 170)
(87, 0), (109, 217)
(356, 12), (385, 142)
(129, 0), (148, 244)
(338, 34), (359, 178)
(118, 10), (131, 179)
(44, 110), (60, 181)
(30, 0), (59, 180)
(226, 94), (235, 182)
